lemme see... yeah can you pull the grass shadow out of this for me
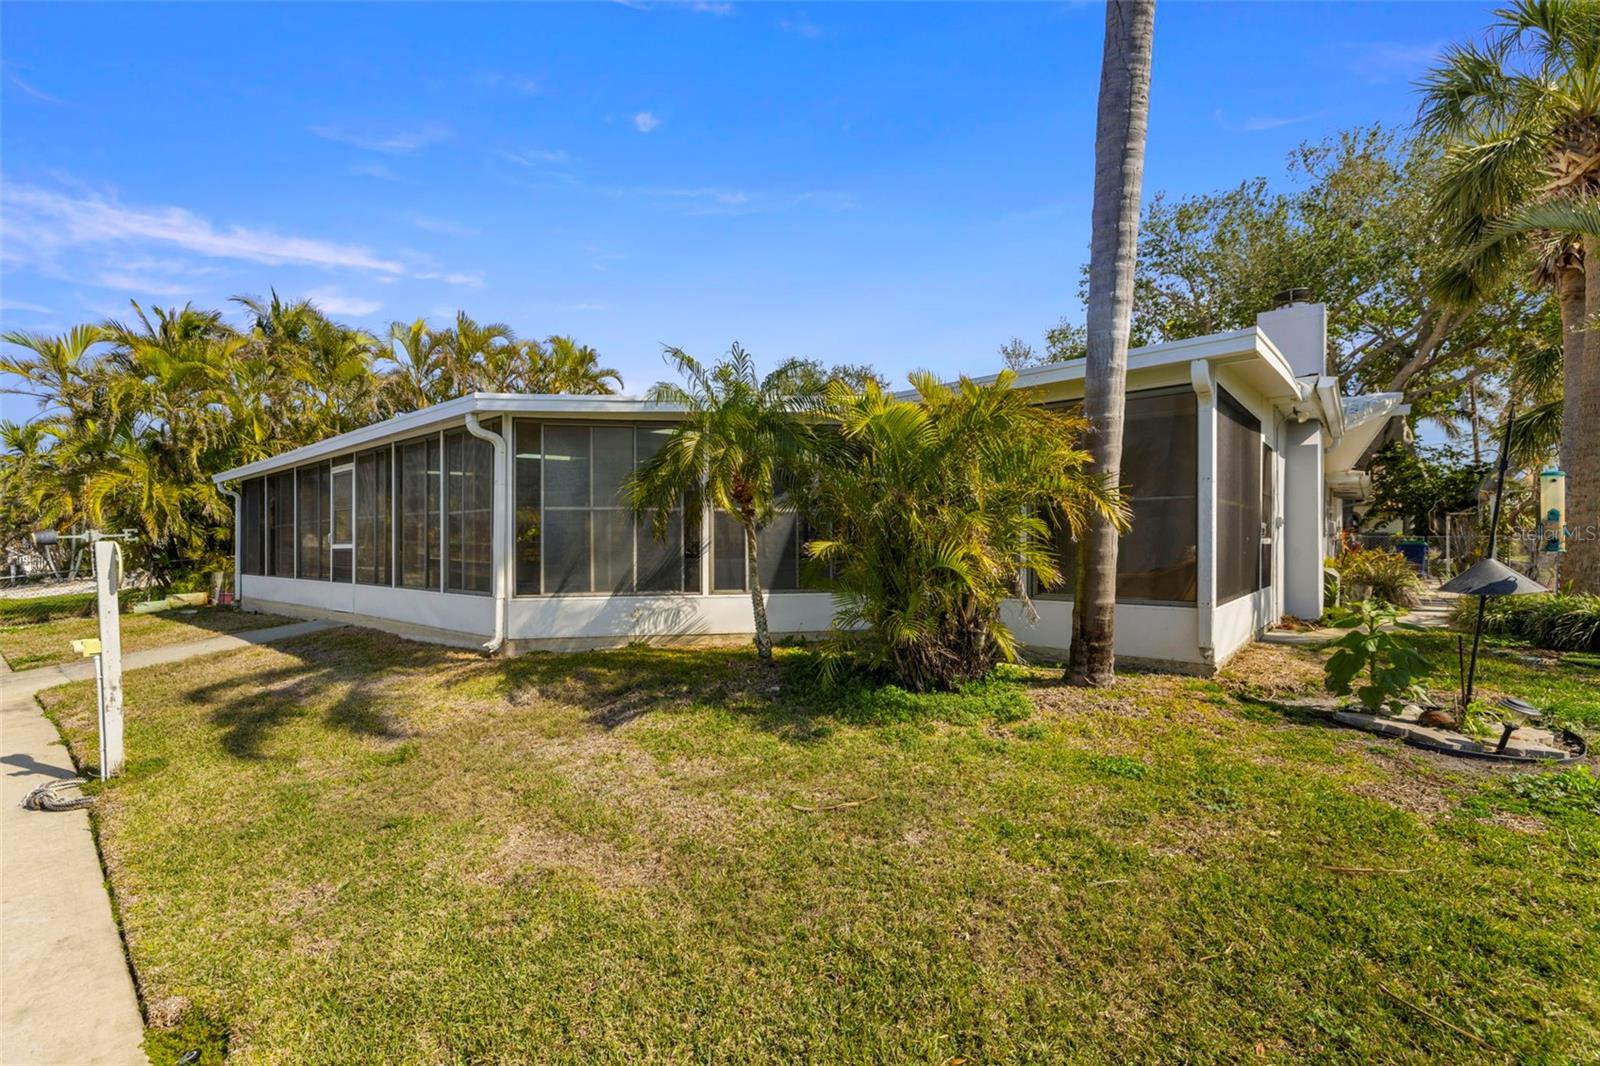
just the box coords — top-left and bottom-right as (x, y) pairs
(182, 629), (436, 759)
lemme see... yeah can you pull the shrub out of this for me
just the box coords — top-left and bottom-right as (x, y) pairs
(1330, 548), (1423, 608)
(1323, 599), (1432, 714)
(1451, 592), (1600, 652)
(805, 372), (1124, 692)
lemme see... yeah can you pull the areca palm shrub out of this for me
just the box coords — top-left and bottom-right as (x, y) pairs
(805, 372), (1125, 692)
(625, 344), (823, 662)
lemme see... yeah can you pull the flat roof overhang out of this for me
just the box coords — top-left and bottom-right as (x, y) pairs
(922, 326), (1307, 405)
(211, 393), (684, 485)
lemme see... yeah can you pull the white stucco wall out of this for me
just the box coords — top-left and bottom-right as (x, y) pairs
(508, 591), (835, 644)
(1282, 419), (1326, 620)
(242, 574), (496, 639)
(1212, 589), (1276, 665)
(242, 572), (835, 650)
(1000, 598), (1205, 668)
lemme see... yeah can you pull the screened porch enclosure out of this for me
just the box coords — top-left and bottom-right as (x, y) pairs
(235, 417), (819, 605)
(1032, 383), (1273, 608)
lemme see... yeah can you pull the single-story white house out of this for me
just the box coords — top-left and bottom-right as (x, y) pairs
(212, 299), (1405, 673)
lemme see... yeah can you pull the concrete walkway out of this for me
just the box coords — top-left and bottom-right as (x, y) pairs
(1, 619), (341, 1065)
(1262, 591), (1458, 647)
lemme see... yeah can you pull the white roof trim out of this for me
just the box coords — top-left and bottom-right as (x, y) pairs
(932, 326), (1304, 400)
(211, 393), (684, 484)
(1325, 392), (1410, 476)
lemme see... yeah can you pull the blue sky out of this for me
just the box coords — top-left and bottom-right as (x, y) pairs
(2, 1), (1496, 421)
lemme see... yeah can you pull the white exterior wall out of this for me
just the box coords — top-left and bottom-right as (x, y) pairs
(242, 573), (834, 649)
(1282, 419), (1326, 620)
(508, 591), (834, 646)
(1213, 588), (1276, 664)
(1000, 599), (1204, 669)
(243, 574), (496, 643)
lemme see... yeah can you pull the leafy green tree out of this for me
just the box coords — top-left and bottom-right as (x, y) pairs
(1364, 443), (1488, 535)
(1421, 0), (1600, 592)
(806, 372), (1124, 691)
(537, 336), (623, 395)
(1007, 128), (1547, 441)
(435, 312), (519, 394)
(625, 344), (822, 662)
(1, 295), (616, 584)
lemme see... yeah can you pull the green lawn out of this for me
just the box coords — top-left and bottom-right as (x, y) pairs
(41, 628), (1600, 1064)
(1, 607), (292, 670)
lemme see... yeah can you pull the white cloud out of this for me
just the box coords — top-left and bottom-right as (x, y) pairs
(690, 2), (734, 14)
(306, 288), (383, 317)
(1212, 109), (1326, 133)
(611, 185), (856, 215)
(476, 71), (541, 95)
(0, 299), (53, 315)
(6, 73), (63, 104)
(1344, 39), (1446, 83)
(500, 147), (572, 167)
(94, 272), (191, 297)
(779, 13), (821, 38)
(416, 269), (486, 288)
(1, 182), (408, 274)
(404, 212), (481, 238)
(310, 122), (450, 154)
(349, 161), (403, 182)
(633, 111), (662, 134)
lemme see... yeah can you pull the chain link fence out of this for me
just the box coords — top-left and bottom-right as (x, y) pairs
(0, 555), (233, 671)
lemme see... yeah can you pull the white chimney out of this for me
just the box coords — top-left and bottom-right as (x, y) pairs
(1257, 299), (1328, 380)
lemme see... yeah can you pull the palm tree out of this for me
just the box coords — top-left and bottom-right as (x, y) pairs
(540, 335), (623, 394)
(807, 372), (1125, 691)
(1421, 0), (1600, 590)
(1068, 0), (1156, 687)
(624, 344), (821, 662)
(383, 317), (447, 411)
(435, 311), (518, 395)
(0, 324), (106, 419)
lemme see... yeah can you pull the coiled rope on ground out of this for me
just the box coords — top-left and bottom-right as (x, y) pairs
(20, 778), (94, 812)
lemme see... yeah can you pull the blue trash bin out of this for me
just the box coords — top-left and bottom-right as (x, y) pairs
(1396, 539), (1428, 574)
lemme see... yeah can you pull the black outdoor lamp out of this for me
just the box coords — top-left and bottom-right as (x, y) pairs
(1438, 404), (1544, 709)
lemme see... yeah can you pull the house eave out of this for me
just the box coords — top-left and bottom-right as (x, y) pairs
(935, 326), (1304, 402)
(211, 392), (685, 485)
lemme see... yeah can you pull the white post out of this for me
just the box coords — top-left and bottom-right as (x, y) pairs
(1191, 360), (1218, 667)
(93, 539), (125, 778)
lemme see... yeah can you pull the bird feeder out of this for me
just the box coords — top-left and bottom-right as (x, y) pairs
(1539, 468), (1566, 553)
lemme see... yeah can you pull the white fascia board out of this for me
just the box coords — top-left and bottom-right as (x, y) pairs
(919, 327), (1302, 400)
(1315, 376), (1346, 440)
(212, 392), (686, 485)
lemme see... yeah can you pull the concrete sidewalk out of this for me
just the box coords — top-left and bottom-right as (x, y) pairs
(1, 618), (341, 1065)
(1262, 592), (1458, 647)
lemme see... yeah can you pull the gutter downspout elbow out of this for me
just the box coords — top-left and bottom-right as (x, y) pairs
(463, 413), (508, 655)
(222, 483), (242, 609)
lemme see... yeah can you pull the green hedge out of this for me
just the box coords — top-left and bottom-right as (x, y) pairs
(1452, 592), (1600, 652)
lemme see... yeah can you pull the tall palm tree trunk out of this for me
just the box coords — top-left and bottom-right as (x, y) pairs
(1067, 0), (1156, 687)
(744, 519), (773, 661)
(1557, 264), (1585, 479)
(1567, 242), (1600, 592)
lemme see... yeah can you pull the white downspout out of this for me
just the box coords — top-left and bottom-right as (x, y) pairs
(222, 483), (242, 609)
(463, 413), (508, 655)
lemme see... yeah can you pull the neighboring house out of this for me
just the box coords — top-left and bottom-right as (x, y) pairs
(212, 300), (1403, 674)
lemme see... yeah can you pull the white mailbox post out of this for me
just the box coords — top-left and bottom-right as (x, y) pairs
(91, 538), (126, 779)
